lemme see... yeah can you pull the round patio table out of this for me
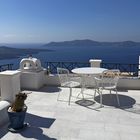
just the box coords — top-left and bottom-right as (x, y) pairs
(72, 67), (107, 100)
(72, 67), (107, 75)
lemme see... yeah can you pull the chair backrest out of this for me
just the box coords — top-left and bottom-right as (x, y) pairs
(101, 69), (120, 87)
(57, 67), (70, 86)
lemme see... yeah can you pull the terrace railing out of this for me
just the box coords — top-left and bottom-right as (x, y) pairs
(0, 64), (13, 72)
(0, 62), (138, 76)
(45, 61), (139, 76)
(45, 61), (90, 74)
(101, 63), (139, 76)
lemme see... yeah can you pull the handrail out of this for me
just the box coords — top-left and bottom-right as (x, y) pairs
(45, 61), (139, 76)
(45, 61), (90, 73)
(101, 63), (139, 76)
(0, 64), (13, 72)
(0, 62), (139, 76)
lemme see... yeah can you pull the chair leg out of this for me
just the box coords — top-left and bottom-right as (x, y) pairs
(115, 89), (120, 107)
(80, 75), (86, 99)
(96, 89), (103, 107)
(99, 90), (103, 107)
(76, 86), (84, 99)
(94, 89), (97, 99)
(57, 88), (61, 101)
(81, 86), (85, 99)
(68, 87), (72, 105)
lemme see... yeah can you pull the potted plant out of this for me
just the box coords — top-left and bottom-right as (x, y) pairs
(7, 92), (28, 132)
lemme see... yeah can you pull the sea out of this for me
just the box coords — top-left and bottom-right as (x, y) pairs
(0, 43), (140, 70)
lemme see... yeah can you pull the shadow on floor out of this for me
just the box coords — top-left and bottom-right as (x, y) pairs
(94, 94), (136, 108)
(75, 99), (95, 107)
(117, 89), (128, 92)
(19, 113), (57, 139)
(0, 112), (57, 139)
(20, 126), (57, 140)
(0, 124), (9, 139)
(25, 113), (55, 128)
(38, 86), (61, 93)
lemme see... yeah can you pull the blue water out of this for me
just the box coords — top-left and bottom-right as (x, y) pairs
(0, 44), (140, 69)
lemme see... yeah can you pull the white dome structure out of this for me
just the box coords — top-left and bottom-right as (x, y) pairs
(19, 57), (45, 90)
(20, 57), (43, 72)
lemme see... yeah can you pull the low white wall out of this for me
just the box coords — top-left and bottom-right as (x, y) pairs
(44, 74), (95, 88)
(45, 74), (60, 86)
(0, 70), (21, 103)
(0, 101), (10, 126)
(44, 74), (140, 90)
(44, 74), (96, 87)
(20, 70), (45, 90)
(118, 77), (140, 90)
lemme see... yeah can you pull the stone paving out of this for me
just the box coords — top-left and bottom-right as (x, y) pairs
(0, 86), (140, 140)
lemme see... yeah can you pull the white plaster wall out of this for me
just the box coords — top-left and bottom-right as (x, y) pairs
(45, 74), (60, 86)
(20, 70), (45, 90)
(45, 74), (96, 87)
(0, 71), (20, 103)
(44, 74), (140, 90)
(118, 77), (140, 89)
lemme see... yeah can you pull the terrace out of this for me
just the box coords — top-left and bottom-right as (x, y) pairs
(0, 58), (140, 140)
(1, 87), (140, 140)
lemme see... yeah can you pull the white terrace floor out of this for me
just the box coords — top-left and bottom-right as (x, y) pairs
(1, 86), (140, 140)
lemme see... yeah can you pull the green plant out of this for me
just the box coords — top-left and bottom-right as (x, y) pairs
(11, 93), (27, 112)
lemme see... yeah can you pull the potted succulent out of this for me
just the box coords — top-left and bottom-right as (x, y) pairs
(7, 92), (28, 132)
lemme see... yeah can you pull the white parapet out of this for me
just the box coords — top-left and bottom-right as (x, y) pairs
(20, 70), (46, 90)
(117, 77), (140, 89)
(44, 74), (140, 90)
(0, 70), (21, 103)
(89, 59), (102, 67)
(45, 74), (60, 86)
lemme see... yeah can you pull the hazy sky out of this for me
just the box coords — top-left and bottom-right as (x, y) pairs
(0, 0), (140, 43)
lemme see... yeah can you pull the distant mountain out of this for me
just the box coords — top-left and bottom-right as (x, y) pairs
(0, 46), (50, 60)
(43, 39), (140, 47)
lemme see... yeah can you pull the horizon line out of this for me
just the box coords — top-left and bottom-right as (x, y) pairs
(0, 39), (140, 44)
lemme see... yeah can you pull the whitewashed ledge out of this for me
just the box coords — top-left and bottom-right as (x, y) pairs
(118, 77), (140, 90)
(45, 74), (140, 90)
(0, 101), (10, 126)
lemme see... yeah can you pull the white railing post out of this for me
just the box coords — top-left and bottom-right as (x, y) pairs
(89, 59), (102, 67)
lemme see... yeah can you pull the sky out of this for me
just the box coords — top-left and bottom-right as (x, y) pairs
(0, 0), (140, 43)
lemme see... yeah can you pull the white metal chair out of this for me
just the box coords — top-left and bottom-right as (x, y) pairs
(94, 69), (120, 107)
(57, 67), (81, 105)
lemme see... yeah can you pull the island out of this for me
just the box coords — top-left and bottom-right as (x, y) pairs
(0, 46), (52, 60)
(43, 39), (140, 47)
